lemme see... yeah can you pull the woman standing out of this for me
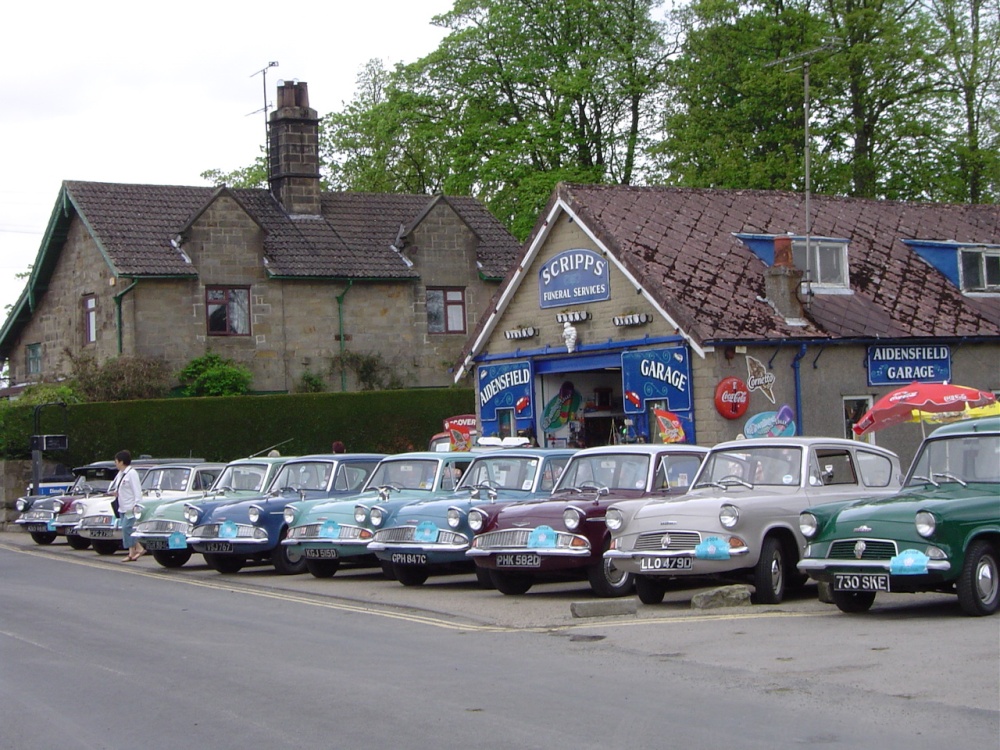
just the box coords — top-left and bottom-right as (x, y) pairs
(114, 450), (145, 562)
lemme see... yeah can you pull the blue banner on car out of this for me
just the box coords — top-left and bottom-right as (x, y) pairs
(695, 536), (731, 560)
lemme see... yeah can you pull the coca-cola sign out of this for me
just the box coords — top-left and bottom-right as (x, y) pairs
(715, 377), (750, 419)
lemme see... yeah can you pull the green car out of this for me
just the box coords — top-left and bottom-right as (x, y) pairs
(798, 417), (1000, 616)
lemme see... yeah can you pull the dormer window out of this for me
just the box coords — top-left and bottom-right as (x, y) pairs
(793, 237), (849, 288)
(960, 247), (1000, 292)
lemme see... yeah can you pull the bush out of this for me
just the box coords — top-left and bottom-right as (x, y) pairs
(177, 353), (253, 397)
(68, 352), (172, 402)
(296, 371), (326, 393)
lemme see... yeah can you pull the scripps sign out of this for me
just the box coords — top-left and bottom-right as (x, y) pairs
(867, 345), (951, 386)
(538, 249), (610, 309)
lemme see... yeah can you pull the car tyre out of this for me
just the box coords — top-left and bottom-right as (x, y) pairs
(30, 531), (58, 545)
(751, 536), (786, 604)
(957, 540), (1000, 617)
(271, 529), (308, 575)
(587, 538), (634, 597)
(831, 589), (876, 613)
(394, 564), (429, 586)
(66, 534), (91, 550)
(490, 569), (533, 595)
(152, 549), (192, 568)
(635, 575), (666, 604)
(475, 566), (495, 589)
(305, 559), (341, 578)
(92, 539), (122, 556)
(204, 553), (245, 574)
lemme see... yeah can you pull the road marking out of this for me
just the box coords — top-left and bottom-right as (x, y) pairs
(0, 539), (827, 633)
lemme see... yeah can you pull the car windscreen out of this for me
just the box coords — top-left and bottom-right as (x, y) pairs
(364, 459), (439, 491)
(555, 454), (650, 492)
(214, 463), (269, 492)
(907, 434), (1000, 486)
(697, 447), (802, 487)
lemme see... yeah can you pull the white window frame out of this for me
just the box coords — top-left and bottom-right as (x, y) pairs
(959, 247), (1000, 292)
(793, 238), (850, 290)
(844, 395), (874, 444)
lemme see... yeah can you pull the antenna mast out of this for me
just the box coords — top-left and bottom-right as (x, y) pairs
(249, 62), (279, 179)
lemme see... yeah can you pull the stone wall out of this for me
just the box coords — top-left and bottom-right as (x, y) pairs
(0, 461), (38, 530)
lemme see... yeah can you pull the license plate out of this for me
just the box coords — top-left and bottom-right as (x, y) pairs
(304, 548), (339, 559)
(90, 529), (115, 538)
(639, 556), (693, 571)
(496, 553), (541, 568)
(141, 539), (169, 551)
(391, 553), (427, 566)
(26, 524), (49, 532)
(834, 573), (890, 592)
(203, 542), (233, 553)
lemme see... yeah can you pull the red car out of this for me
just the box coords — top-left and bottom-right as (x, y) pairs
(467, 444), (708, 596)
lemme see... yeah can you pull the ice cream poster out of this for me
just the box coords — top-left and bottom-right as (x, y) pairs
(478, 361), (533, 422)
(621, 347), (692, 415)
(743, 405), (797, 439)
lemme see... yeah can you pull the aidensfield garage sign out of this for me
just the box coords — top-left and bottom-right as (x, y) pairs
(866, 344), (951, 386)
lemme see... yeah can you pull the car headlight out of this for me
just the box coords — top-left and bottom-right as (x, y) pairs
(719, 504), (739, 529)
(15, 498), (27, 512)
(915, 511), (936, 538)
(563, 507), (583, 531)
(446, 508), (463, 528)
(799, 512), (818, 538)
(283, 507), (296, 525)
(248, 506), (262, 523)
(468, 509), (485, 532)
(73, 501), (86, 515)
(606, 508), (624, 531)
(354, 505), (368, 524)
(370, 506), (384, 527)
(184, 506), (199, 524)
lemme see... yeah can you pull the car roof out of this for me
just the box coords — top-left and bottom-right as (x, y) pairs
(469, 448), (577, 460)
(282, 453), (387, 462)
(929, 416), (1000, 437)
(570, 444), (708, 456)
(710, 437), (898, 457)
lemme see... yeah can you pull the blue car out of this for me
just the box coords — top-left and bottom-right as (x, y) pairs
(186, 453), (383, 574)
(282, 451), (482, 578)
(368, 449), (577, 586)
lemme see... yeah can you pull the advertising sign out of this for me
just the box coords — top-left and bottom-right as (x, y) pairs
(714, 377), (750, 419)
(538, 249), (610, 309)
(478, 361), (533, 422)
(866, 345), (951, 386)
(621, 347), (692, 414)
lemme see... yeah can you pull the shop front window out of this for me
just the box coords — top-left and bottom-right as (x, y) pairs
(844, 396), (873, 443)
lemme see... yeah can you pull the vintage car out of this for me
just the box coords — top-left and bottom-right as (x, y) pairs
(368, 448), (577, 586)
(282, 451), (482, 578)
(187, 454), (384, 574)
(798, 417), (1000, 616)
(74, 462), (225, 555)
(131, 456), (290, 568)
(604, 438), (903, 604)
(14, 461), (120, 547)
(468, 444), (709, 597)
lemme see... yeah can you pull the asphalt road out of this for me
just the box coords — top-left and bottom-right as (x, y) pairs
(1, 531), (997, 750)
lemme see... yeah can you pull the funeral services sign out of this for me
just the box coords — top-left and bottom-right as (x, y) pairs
(538, 249), (610, 309)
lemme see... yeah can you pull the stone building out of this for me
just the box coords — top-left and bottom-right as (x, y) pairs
(0, 81), (519, 393)
(455, 184), (1000, 466)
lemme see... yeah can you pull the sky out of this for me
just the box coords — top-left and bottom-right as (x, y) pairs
(0, 0), (455, 315)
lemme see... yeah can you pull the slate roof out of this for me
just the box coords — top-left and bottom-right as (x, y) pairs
(62, 181), (518, 280)
(458, 184), (999, 376)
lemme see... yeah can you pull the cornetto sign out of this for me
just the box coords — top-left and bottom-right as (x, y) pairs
(867, 345), (951, 386)
(538, 249), (610, 309)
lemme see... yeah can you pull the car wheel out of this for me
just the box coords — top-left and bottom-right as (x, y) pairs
(490, 569), (533, 595)
(587, 539), (634, 598)
(29, 531), (58, 545)
(751, 536), (786, 604)
(92, 540), (122, 556)
(831, 589), (876, 613)
(380, 561), (397, 580)
(475, 566), (495, 589)
(66, 534), (91, 550)
(152, 549), (192, 568)
(204, 553), (245, 574)
(271, 530), (308, 575)
(957, 540), (1000, 617)
(305, 559), (340, 578)
(635, 575), (666, 605)
(394, 564), (429, 587)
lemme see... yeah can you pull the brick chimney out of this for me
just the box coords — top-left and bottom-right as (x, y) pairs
(268, 80), (321, 216)
(764, 235), (806, 321)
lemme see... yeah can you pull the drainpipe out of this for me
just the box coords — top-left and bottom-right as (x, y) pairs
(113, 280), (138, 355)
(336, 280), (354, 391)
(792, 344), (807, 435)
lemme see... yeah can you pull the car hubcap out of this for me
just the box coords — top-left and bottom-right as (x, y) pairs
(770, 554), (782, 593)
(605, 559), (627, 587)
(976, 556), (998, 605)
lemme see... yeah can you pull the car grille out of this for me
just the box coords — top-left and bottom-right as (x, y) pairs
(476, 529), (531, 550)
(189, 523), (256, 539)
(633, 530), (701, 552)
(374, 527), (416, 543)
(136, 520), (187, 534)
(21, 510), (55, 521)
(829, 539), (898, 560)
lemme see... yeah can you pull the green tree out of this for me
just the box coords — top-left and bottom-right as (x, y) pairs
(177, 353), (253, 397)
(201, 149), (270, 189)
